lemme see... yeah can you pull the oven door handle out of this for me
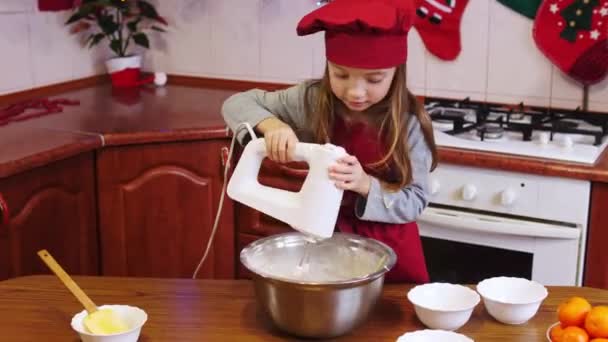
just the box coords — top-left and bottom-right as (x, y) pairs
(418, 208), (580, 239)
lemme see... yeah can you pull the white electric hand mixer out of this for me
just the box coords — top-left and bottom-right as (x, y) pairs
(227, 138), (347, 239)
(192, 123), (347, 278)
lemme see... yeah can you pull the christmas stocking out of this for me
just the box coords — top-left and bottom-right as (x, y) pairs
(533, 0), (608, 85)
(38, 0), (74, 11)
(413, 0), (470, 61)
(497, 0), (542, 19)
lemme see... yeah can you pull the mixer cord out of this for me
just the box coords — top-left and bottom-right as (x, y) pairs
(192, 122), (256, 279)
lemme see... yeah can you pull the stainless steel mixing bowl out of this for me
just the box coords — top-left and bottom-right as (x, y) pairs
(240, 232), (396, 339)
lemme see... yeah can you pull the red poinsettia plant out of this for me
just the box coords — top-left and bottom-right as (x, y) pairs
(66, 0), (168, 58)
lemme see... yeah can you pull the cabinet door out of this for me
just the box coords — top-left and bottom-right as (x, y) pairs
(585, 182), (608, 289)
(0, 194), (8, 280)
(97, 139), (234, 279)
(0, 153), (99, 280)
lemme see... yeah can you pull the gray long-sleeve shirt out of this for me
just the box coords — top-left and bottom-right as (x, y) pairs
(221, 82), (433, 224)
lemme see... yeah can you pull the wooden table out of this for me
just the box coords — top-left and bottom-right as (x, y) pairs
(1, 276), (606, 341)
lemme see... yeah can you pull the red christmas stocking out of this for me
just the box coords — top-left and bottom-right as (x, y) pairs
(38, 0), (74, 11)
(533, 0), (608, 85)
(413, 0), (471, 61)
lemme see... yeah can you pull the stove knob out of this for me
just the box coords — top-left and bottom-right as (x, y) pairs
(430, 179), (440, 195)
(461, 184), (477, 201)
(500, 188), (517, 207)
(561, 136), (573, 149)
(539, 132), (550, 145)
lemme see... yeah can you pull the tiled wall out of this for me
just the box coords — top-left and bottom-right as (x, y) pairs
(0, 0), (111, 95)
(2, 0), (607, 112)
(149, 0), (608, 112)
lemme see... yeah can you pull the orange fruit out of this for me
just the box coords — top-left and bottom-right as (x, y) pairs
(551, 324), (566, 341)
(586, 306), (608, 338)
(559, 297), (592, 327)
(590, 339), (608, 342)
(561, 326), (589, 342)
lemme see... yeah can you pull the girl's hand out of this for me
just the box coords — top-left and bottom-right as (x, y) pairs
(328, 155), (371, 197)
(257, 117), (299, 163)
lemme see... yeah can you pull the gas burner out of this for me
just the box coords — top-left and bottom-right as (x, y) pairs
(429, 108), (468, 122)
(476, 124), (504, 140)
(552, 119), (579, 131)
(509, 112), (525, 121)
(424, 97), (608, 162)
(441, 109), (467, 119)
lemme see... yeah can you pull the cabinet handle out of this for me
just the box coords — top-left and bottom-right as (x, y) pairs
(0, 193), (9, 227)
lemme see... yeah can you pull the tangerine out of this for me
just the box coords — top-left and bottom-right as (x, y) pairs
(559, 297), (592, 327)
(585, 306), (608, 338)
(561, 326), (589, 342)
(590, 339), (608, 342)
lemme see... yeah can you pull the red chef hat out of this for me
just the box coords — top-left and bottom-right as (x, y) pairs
(297, 0), (414, 69)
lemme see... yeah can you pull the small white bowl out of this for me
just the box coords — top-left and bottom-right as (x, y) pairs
(71, 304), (147, 342)
(407, 283), (480, 331)
(476, 277), (548, 325)
(546, 322), (559, 341)
(397, 329), (474, 341)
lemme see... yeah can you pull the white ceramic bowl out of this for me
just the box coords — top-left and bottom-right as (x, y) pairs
(397, 329), (474, 341)
(476, 277), (548, 325)
(71, 305), (147, 342)
(546, 322), (559, 341)
(407, 283), (480, 331)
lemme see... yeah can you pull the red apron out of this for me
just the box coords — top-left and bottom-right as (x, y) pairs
(332, 115), (429, 284)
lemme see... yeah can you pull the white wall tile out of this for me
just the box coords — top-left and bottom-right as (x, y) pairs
(1, 0), (604, 115)
(406, 30), (426, 92)
(429, 89), (486, 101)
(486, 93), (551, 107)
(0, 0), (34, 13)
(209, 0), (260, 78)
(426, 0), (490, 100)
(551, 66), (584, 110)
(28, 12), (76, 85)
(589, 102), (608, 112)
(486, 1), (551, 106)
(151, 0), (214, 75)
(0, 13), (33, 93)
(589, 77), (608, 112)
(259, 0), (317, 82)
(312, 34), (326, 79)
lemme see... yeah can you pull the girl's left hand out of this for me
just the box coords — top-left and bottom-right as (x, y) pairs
(328, 155), (371, 197)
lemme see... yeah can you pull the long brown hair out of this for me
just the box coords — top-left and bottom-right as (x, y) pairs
(304, 63), (438, 192)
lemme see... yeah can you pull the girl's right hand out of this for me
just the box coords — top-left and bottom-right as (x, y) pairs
(256, 117), (299, 163)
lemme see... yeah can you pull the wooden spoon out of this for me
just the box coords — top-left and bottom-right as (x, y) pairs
(37, 249), (129, 335)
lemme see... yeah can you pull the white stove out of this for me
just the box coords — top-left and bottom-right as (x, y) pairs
(426, 99), (608, 164)
(418, 98), (596, 286)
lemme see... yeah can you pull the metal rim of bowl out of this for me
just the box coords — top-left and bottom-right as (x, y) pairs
(240, 232), (397, 287)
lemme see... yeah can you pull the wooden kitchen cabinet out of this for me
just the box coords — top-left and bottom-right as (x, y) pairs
(0, 153), (99, 280)
(96, 139), (234, 279)
(585, 182), (608, 289)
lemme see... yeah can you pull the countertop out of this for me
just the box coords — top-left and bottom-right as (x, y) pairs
(1, 275), (606, 341)
(1, 81), (607, 181)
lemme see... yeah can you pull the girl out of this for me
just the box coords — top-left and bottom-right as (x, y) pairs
(222, 0), (437, 283)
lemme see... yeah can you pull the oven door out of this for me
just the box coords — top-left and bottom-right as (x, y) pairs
(417, 206), (582, 286)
